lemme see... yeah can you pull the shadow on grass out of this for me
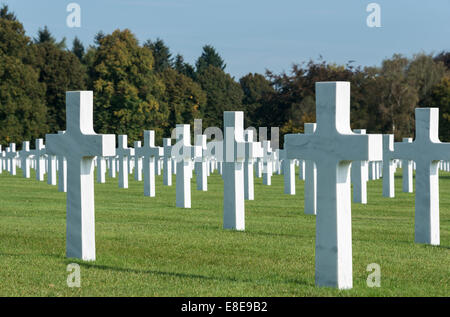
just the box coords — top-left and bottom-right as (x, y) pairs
(73, 261), (312, 287)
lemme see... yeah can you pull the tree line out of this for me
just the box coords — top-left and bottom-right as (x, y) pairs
(1, 5), (449, 149)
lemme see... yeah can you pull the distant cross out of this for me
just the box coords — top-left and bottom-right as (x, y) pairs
(19, 141), (32, 178)
(32, 139), (46, 181)
(262, 140), (273, 185)
(108, 156), (117, 179)
(5, 143), (17, 175)
(398, 138), (413, 193)
(133, 141), (143, 182)
(285, 82), (382, 289)
(0, 145), (3, 174)
(351, 129), (368, 204)
(46, 91), (115, 260)
(96, 156), (106, 184)
(47, 152), (57, 186)
(116, 135), (132, 189)
(163, 138), (173, 186)
(279, 148), (295, 195)
(304, 123), (317, 215)
(395, 108), (449, 245)
(57, 131), (67, 192)
(244, 130), (262, 200)
(135, 130), (163, 197)
(194, 134), (208, 191)
(382, 134), (395, 198)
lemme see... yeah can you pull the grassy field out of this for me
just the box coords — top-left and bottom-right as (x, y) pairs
(0, 166), (448, 297)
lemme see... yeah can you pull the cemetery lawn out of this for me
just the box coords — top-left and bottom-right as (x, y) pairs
(0, 169), (448, 297)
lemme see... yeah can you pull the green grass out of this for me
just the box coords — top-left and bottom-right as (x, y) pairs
(0, 167), (448, 297)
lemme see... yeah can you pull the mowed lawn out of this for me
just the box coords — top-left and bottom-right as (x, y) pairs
(0, 166), (448, 297)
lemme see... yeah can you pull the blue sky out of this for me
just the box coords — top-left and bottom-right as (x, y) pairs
(3, 0), (449, 79)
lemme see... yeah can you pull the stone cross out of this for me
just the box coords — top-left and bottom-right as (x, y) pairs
(5, 143), (17, 175)
(96, 156), (106, 183)
(194, 135), (208, 191)
(57, 131), (67, 192)
(398, 138), (414, 193)
(304, 123), (317, 215)
(244, 130), (261, 200)
(279, 148), (295, 195)
(135, 130), (163, 197)
(108, 156), (116, 178)
(395, 108), (449, 245)
(174, 125), (194, 208)
(19, 141), (32, 178)
(223, 111), (246, 230)
(285, 82), (382, 289)
(134, 141), (143, 182)
(47, 153), (57, 186)
(262, 140), (273, 185)
(298, 160), (305, 180)
(382, 134), (395, 198)
(0, 145), (3, 174)
(32, 139), (46, 181)
(351, 129), (368, 204)
(116, 135), (132, 189)
(5, 147), (10, 172)
(45, 91), (115, 260)
(163, 138), (173, 186)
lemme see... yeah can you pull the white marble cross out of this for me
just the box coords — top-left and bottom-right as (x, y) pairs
(223, 111), (246, 230)
(116, 135), (132, 189)
(135, 130), (163, 197)
(382, 134), (395, 198)
(174, 125), (194, 208)
(163, 138), (172, 186)
(262, 140), (273, 185)
(398, 138), (414, 193)
(351, 129), (368, 204)
(56, 131), (68, 192)
(47, 153), (57, 186)
(133, 141), (143, 182)
(279, 148), (295, 195)
(19, 141), (32, 178)
(304, 123), (317, 215)
(298, 160), (305, 180)
(243, 130), (262, 200)
(395, 108), (449, 245)
(0, 145), (3, 174)
(5, 143), (17, 175)
(194, 135), (208, 191)
(96, 156), (106, 183)
(32, 139), (46, 181)
(46, 91), (115, 260)
(285, 82), (382, 289)
(108, 156), (116, 178)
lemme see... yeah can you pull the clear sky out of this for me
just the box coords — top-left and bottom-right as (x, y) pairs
(3, 0), (449, 79)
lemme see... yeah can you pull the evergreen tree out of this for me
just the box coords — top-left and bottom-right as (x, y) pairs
(196, 65), (243, 127)
(34, 26), (66, 49)
(144, 38), (173, 73)
(195, 45), (226, 73)
(72, 36), (85, 61)
(174, 54), (196, 80)
(239, 73), (274, 127)
(32, 27), (87, 132)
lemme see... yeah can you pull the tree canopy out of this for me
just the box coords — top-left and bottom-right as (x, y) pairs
(1, 6), (449, 149)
